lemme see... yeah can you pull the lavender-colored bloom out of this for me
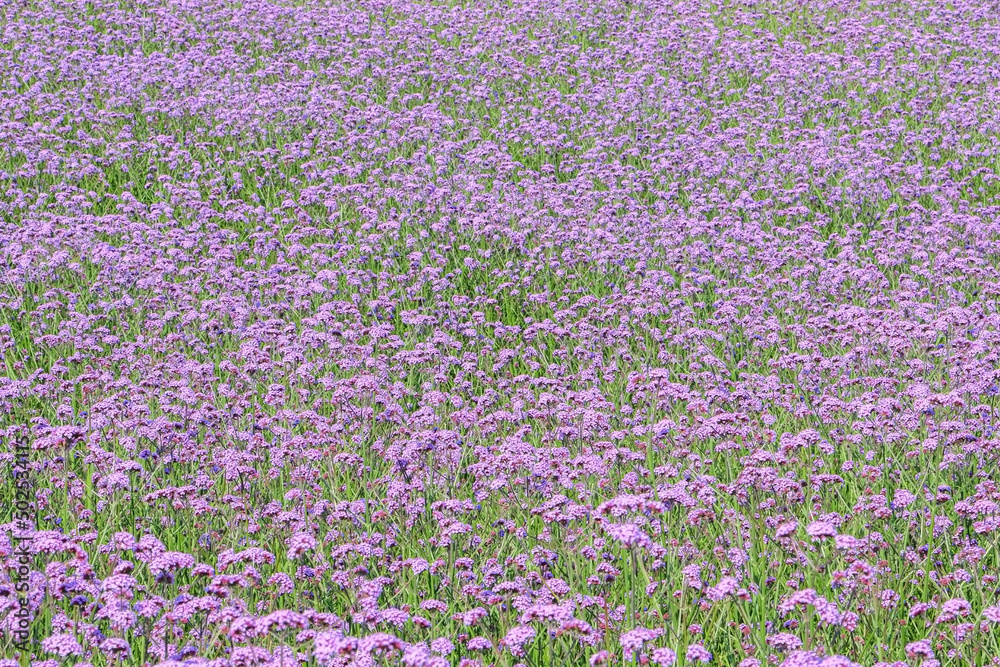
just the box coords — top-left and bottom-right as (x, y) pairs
(590, 651), (613, 666)
(817, 659), (864, 667)
(402, 645), (449, 667)
(706, 576), (739, 601)
(430, 638), (454, 656)
(40, 633), (83, 657)
(619, 626), (663, 654)
(466, 637), (493, 651)
(314, 631), (356, 662)
(502, 626), (536, 657)
(685, 643), (712, 663)
(256, 610), (308, 635)
(99, 638), (130, 657)
(651, 648), (677, 666)
(935, 598), (972, 624)
(805, 521), (837, 540)
(286, 532), (317, 559)
(909, 602), (938, 618)
(775, 521), (798, 538)
(521, 603), (574, 624)
(905, 639), (935, 659)
(879, 590), (900, 610)
(380, 608), (410, 628)
(833, 534), (860, 550)
(767, 633), (803, 651)
(357, 633), (403, 655)
(605, 522), (654, 549)
(779, 589), (818, 614)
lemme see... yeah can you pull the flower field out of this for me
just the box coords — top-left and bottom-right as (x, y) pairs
(2, 0), (1000, 665)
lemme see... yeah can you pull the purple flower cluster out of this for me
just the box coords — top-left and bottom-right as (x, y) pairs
(2, 0), (1000, 665)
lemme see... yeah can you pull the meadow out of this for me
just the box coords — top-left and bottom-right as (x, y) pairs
(2, 0), (1000, 665)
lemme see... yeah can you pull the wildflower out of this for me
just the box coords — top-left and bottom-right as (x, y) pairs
(935, 598), (972, 624)
(879, 590), (899, 609)
(909, 602), (937, 618)
(833, 535), (860, 550)
(651, 648), (677, 666)
(286, 532), (317, 559)
(682, 564), (704, 589)
(605, 522), (654, 549)
(706, 576), (739, 601)
(776, 521), (798, 538)
(767, 633), (802, 651)
(805, 521), (837, 540)
(314, 631), (357, 661)
(422, 637), (451, 656)
(686, 643), (712, 663)
(905, 639), (934, 659)
(98, 638), (130, 657)
(590, 651), (613, 666)
(502, 626), (536, 657)
(620, 627), (663, 655)
(779, 589), (818, 614)
(357, 633), (403, 655)
(41, 634), (83, 657)
(521, 603), (574, 624)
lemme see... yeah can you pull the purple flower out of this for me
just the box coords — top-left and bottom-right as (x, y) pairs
(314, 631), (357, 662)
(286, 532), (317, 559)
(590, 651), (613, 666)
(775, 521), (798, 538)
(935, 598), (972, 624)
(521, 603), (574, 624)
(619, 627), (663, 655)
(833, 534), (860, 550)
(686, 643), (712, 663)
(651, 648), (678, 666)
(805, 521), (837, 540)
(402, 645), (449, 667)
(256, 610), (308, 635)
(40, 634), (83, 657)
(430, 637), (454, 656)
(706, 576), (739, 601)
(905, 639), (935, 658)
(502, 625), (536, 657)
(466, 637), (493, 651)
(767, 633), (803, 651)
(605, 522), (654, 549)
(357, 633), (403, 655)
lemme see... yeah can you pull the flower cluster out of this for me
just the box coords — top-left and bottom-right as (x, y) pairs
(2, 0), (1000, 665)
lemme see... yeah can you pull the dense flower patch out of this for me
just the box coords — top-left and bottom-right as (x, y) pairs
(2, 0), (1000, 665)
